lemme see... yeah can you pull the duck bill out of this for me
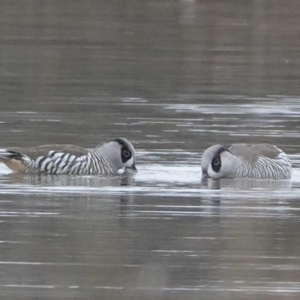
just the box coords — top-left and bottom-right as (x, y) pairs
(126, 164), (137, 173)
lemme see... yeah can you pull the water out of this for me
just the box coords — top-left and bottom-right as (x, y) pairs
(1, 0), (300, 299)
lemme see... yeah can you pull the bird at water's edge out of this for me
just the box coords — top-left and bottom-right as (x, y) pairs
(201, 143), (292, 180)
(0, 137), (137, 175)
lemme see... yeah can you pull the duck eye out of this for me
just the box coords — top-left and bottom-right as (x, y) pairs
(212, 157), (220, 166)
(122, 149), (131, 158)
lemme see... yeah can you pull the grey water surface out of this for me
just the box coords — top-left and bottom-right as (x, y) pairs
(1, 1), (300, 299)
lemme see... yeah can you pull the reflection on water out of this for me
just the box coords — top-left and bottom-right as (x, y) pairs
(1, 0), (300, 299)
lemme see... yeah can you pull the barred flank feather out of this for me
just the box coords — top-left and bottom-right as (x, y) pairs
(25, 150), (115, 175)
(236, 153), (292, 179)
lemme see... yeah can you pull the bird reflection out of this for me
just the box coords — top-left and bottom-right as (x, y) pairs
(201, 176), (292, 190)
(2, 172), (135, 187)
(201, 177), (221, 190)
(0, 172), (137, 206)
(200, 176), (293, 203)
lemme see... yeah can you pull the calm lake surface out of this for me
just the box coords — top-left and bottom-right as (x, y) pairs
(1, 1), (300, 299)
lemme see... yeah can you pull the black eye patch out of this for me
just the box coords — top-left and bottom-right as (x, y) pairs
(211, 147), (226, 173)
(121, 147), (132, 163)
(112, 138), (133, 163)
(212, 156), (221, 172)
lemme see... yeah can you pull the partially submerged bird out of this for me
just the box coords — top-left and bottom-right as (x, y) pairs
(201, 143), (292, 180)
(0, 137), (137, 175)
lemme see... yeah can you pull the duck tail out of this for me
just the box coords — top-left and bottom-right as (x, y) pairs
(0, 149), (28, 172)
(0, 149), (24, 162)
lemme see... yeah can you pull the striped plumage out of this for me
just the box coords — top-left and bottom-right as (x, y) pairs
(0, 137), (137, 175)
(201, 143), (292, 180)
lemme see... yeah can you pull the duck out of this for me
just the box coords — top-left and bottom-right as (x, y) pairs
(0, 137), (137, 175)
(201, 143), (291, 179)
